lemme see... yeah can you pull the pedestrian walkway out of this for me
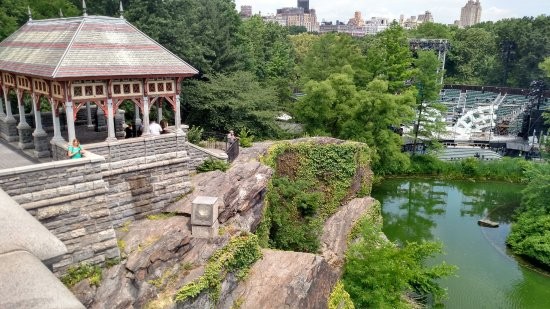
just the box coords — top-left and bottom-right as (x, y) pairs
(0, 140), (37, 169)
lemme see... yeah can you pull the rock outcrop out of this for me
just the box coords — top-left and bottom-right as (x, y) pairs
(321, 197), (377, 270)
(166, 142), (273, 233)
(73, 139), (375, 308)
(218, 249), (339, 309)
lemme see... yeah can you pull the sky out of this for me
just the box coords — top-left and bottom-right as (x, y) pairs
(233, 0), (550, 24)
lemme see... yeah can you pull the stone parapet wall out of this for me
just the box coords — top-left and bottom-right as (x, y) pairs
(186, 142), (228, 171)
(0, 153), (119, 274)
(0, 135), (193, 274)
(102, 151), (192, 228)
(78, 133), (185, 162)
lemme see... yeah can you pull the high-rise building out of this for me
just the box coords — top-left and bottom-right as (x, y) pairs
(399, 11), (433, 29)
(418, 11), (434, 23)
(297, 0), (309, 13)
(348, 11), (365, 27)
(460, 0), (482, 28)
(275, 6), (319, 32)
(240, 5), (252, 18)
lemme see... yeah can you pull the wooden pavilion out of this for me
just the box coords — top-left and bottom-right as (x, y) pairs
(0, 5), (198, 158)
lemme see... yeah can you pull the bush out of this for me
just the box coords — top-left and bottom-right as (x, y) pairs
(197, 158), (230, 173)
(238, 127), (254, 147)
(343, 219), (456, 308)
(187, 126), (204, 144)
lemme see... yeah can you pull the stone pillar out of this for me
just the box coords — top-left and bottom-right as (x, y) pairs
(65, 101), (76, 143)
(1, 90), (18, 142)
(191, 196), (219, 238)
(157, 100), (162, 123)
(0, 95), (5, 118)
(16, 91), (33, 149)
(175, 94), (183, 134)
(106, 99), (117, 142)
(31, 95), (50, 157)
(50, 103), (63, 142)
(134, 103), (142, 127)
(142, 96), (150, 136)
(86, 102), (93, 128)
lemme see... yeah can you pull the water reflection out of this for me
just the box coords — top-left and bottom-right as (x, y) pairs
(378, 180), (447, 244)
(372, 179), (550, 309)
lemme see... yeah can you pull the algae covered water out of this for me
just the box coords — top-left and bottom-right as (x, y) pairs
(372, 179), (550, 309)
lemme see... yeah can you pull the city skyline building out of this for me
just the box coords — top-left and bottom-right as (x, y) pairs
(399, 10), (434, 29)
(459, 0), (482, 28)
(239, 5), (252, 18)
(297, 0), (310, 13)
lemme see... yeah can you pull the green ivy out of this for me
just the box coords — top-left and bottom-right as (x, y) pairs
(174, 233), (262, 304)
(259, 141), (372, 252)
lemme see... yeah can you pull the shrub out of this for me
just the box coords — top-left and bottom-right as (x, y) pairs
(328, 281), (355, 309)
(238, 127), (254, 147)
(197, 158), (230, 173)
(187, 126), (204, 144)
(343, 219), (456, 308)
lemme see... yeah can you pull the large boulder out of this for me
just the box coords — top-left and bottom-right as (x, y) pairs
(166, 143), (273, 233)
(321, 197), (376, 270)
(218, 249), (339, 309)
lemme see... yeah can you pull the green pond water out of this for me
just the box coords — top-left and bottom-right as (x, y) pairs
(372, 179), (550, 309)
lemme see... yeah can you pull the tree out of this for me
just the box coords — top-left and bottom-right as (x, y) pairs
(1, 0), (80, 41)
(181, 71), (281, 138)
(343, 221), (456, 308)
(409, 22), (454, 40)
(125, 0), (244, 75)
(340, 78), (416, 174)
(298, 33), (368, 87)
(411, 51), (445, 153)
(507, 163), (550, 268)
(445, 27), (497, 85)
(239, 16), (295, 102)
(364, 22), (413, 93)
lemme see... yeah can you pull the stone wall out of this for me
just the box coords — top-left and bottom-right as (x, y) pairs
(186, 142), (229, 171)
(0, 153), (119, 274)
(101, 151), (192, 228)
(1, 137), (194, 273)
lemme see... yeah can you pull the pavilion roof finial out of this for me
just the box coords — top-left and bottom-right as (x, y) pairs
(119, 1), (124, 19)
(82, 0), (88, 17)
(59, 8), (64, 18)
(27, 6), (33, 22)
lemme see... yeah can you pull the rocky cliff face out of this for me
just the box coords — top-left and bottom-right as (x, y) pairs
(73, 139), (375, 308)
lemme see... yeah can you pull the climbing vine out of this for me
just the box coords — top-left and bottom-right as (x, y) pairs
(258, 141), (372, 252)
(174, 233), (262, 304)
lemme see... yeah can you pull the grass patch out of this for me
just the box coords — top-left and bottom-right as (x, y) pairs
(146, 212), (177, 220)
(61, 263), (102, 288)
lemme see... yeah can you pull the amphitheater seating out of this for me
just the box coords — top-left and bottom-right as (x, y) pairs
(437, 147), (502, 161)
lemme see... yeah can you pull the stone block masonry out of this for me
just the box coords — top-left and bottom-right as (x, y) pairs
(0, 135), (193, 274)
(186, 142), (229, 171)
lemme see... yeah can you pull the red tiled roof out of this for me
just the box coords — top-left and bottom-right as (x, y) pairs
(0, 16), (198, 79)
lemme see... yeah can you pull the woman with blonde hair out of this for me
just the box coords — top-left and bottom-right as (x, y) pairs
(67, 138), (85, 159)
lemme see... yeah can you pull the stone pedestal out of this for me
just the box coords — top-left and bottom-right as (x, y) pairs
(191, 196), (219, 238)
(2, 117), (19, 142)
(17, 123), (34, 149)
(33, 131), (51, 158)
